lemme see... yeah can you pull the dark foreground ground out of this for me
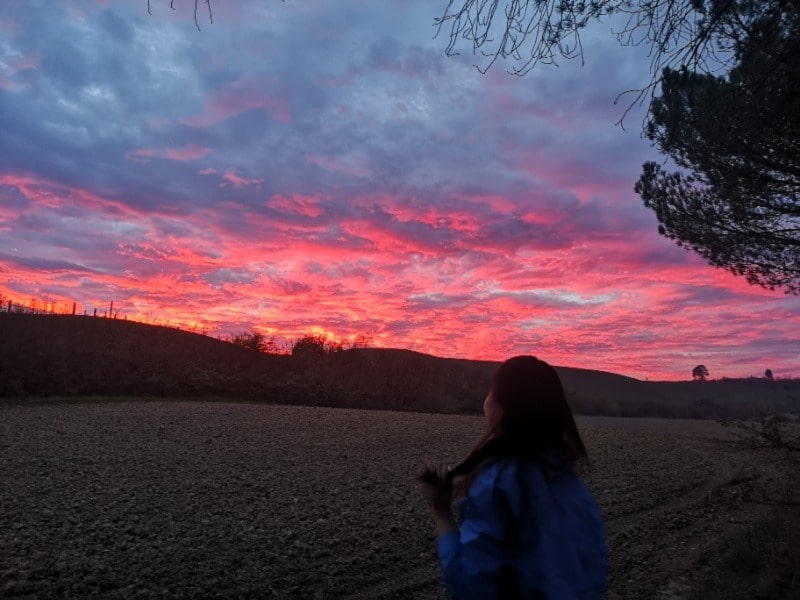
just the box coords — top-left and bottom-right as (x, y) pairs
(0, 399), (795, 599)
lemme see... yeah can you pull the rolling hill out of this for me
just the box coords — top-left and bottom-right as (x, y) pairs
(1, 312), (797, 419)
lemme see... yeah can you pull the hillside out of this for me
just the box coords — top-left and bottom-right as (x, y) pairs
(1, 313), (798, 418)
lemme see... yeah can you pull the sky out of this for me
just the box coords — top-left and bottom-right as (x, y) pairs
(1, 0), (798, 381)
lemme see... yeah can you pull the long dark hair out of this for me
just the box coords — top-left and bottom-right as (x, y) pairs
(447, 356), (587, 494)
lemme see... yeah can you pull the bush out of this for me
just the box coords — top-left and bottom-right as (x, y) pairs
(291, 335), (343, 359)
(229, 331), (275, 353)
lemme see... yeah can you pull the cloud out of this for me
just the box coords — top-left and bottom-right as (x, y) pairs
(0, 1), (798, 380)
(0, 252), (96, 273)
(126, 144), (213, 162)
(180, 75), (292, 127)
(267, 194), (326, 218)
(220, 168), (264, 189)
(0, 50), (41, 90)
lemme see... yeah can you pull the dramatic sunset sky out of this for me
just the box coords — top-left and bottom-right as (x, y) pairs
(1, 1), (798, 380)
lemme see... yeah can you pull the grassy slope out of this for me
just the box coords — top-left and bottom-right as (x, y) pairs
(1, 313), (798, 418)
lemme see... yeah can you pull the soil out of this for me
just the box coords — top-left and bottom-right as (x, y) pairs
(0, 400), (792, 599)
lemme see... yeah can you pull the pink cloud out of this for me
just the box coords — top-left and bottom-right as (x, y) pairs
(0, 172), (141, 216)
(125, 144), (212, 162)
(3, 173), (799, 381)
(0, 52), (42, 90)
(220, 168), (263, 189)
(8, 53), (41, 72)
(198, 167), (217, 175)
(305, 153), (369, 178)
(180, 76), (292, 127)
(267, 194), (326, 218)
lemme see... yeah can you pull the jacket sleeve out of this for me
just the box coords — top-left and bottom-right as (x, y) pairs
(436, 464), (513, 600)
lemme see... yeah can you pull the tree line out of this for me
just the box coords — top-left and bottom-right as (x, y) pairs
(228, 330), (372, 356)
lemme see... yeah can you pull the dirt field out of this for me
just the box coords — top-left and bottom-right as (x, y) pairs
(0, 400), (790, 599)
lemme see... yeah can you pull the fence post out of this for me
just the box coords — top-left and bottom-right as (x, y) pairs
(72, 302), (76, 316)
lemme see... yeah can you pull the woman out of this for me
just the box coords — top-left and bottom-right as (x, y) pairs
(418, 356), (607, 599)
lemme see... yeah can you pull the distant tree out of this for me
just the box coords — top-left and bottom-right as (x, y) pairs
(291, 334), (347, 358)
(292, 335), (327, 358)
(230, 330), (274, 353)
(692, 364), (709, 381)
(765, 369), (774, 381)
(635, 6), (800, 293)
(348, 333), (372, 349)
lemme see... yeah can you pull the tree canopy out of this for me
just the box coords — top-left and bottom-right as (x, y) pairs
(635, 4), (800, 293)
(692, 364), (709, 381)
(437, 1), (795, 111)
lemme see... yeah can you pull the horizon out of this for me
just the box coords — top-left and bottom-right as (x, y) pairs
(1, 1), (799, 381)
(2, 304), (795, 384)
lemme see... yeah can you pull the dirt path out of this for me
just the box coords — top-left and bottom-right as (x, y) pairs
(0, 401), (785, 599)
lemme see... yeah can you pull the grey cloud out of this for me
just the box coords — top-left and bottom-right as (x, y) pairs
(269, 275), (312, 295)
(202, 268), (259, 287)
(0, 252), (96, 273)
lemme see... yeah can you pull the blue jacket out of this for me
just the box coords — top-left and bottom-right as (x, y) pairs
(437, 456), (607, 599)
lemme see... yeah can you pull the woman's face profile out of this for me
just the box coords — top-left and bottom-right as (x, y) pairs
(483, 390), (502, 431)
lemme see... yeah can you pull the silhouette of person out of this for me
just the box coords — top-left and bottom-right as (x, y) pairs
(418, 355), (607, 599)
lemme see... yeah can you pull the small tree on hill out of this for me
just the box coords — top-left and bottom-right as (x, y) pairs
(291, 334), (346, 358)
(291, 335), (327, 359)
(692, 364), (709, 381)
(765, 369), (774, 381)
(230, 330), (274, 353)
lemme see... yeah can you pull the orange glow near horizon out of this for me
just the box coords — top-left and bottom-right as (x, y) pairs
(1, 169), (797, 382)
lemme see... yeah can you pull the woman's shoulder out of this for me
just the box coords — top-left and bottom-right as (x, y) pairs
(467, 457), (537, 498)
(468, 455), (585, 501)
(472, 456), (517, 485)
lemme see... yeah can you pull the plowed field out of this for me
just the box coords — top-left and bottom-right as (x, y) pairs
(0, 400), (788, 599)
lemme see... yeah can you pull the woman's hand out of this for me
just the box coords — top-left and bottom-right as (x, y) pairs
(417, 466), (458, 535)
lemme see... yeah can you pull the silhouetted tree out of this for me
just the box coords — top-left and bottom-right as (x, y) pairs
(291, 334), (346, 358)
(692, 364), (709, 381)
(636, 5), (800, 293)
(230, 330), (273, 353)
(765, 369), (774, 381)
(437, 0), (785, 90)
(292, 335), (326, 358)
(635, 2), (800, 294)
